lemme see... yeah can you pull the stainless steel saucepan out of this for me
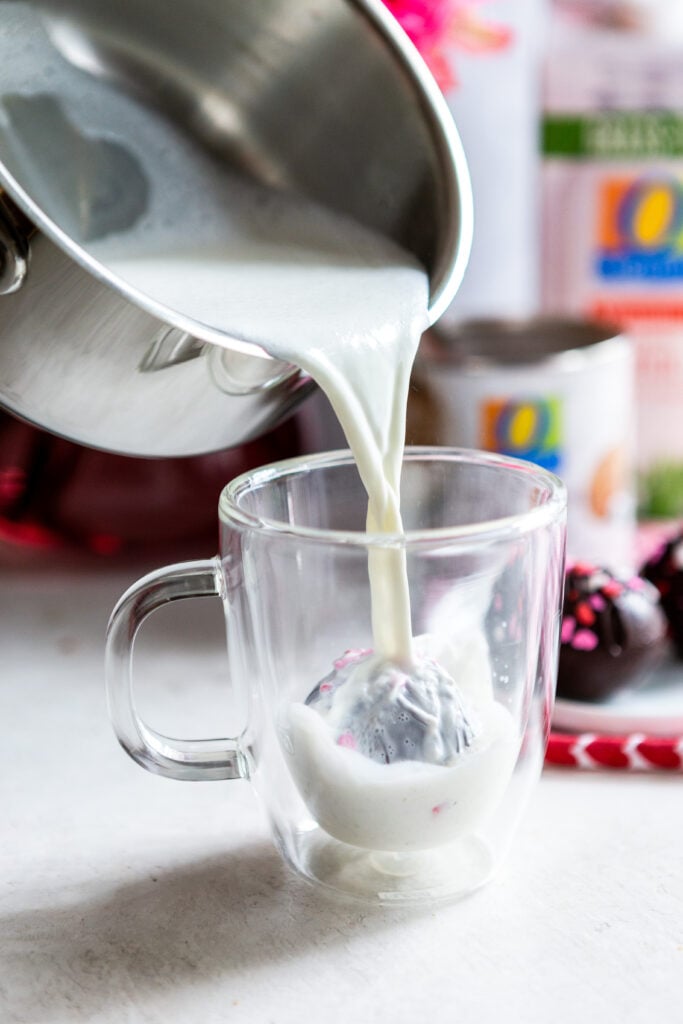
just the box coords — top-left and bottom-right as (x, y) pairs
(0, 0), (472, 456)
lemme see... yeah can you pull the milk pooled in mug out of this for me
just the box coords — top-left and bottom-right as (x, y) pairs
(101, 184), (518, 852)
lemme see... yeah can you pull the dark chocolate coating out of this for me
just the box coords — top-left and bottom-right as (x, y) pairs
(557, 564), (667, 703)
(306, 651), (476, 766)
(642, 532), (683, 658)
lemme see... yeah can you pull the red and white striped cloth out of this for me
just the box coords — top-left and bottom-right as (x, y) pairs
(546, 732), (683, 771)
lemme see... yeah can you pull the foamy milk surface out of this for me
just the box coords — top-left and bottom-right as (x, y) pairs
(100, 189), (516, 852)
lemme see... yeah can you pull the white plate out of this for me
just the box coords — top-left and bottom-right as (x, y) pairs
(552, 659), (683, 736)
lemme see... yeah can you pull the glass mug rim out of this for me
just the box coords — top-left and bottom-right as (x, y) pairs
(219, 445), (567, 548)
(106, 443), (567, 903)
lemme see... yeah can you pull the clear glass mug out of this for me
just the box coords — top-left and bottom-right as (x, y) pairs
(105, 448), (566, 905)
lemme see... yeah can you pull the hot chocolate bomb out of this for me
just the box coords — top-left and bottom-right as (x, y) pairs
(305, 648), (477, 765)
(557, 564), (667, 702)
(642, 531), (683, 657)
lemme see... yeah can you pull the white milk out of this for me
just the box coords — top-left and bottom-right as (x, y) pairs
(287, 698), (515, 852)
(103, 192), (427, 662)
(101, 189), (516, 852)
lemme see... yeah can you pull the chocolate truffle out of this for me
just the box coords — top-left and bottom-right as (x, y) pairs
(557, 563), (667, 702)
(305, 648), (476, 766)
(642, 531), (683, 657)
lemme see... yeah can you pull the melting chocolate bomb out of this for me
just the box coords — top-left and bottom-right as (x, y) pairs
(305, 648), (477, 766)
(557, 563), (667, 702)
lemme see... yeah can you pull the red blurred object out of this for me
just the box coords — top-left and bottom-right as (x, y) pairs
(382, 0), (512, 91)
(546, 731), (683, 771)
(0, 413), (302, 558)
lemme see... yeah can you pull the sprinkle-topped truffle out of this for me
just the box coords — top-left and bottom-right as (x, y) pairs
(557, 563), (667, 702)
(642, 530), (683, 658)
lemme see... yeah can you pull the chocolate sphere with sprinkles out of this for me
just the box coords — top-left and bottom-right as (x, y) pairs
(557, 563), (667, 702)
(642, 530), (683, 658)
(305, 648), (477, 766)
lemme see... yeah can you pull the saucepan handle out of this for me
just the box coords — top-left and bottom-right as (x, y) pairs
(105, 556), (247, 781)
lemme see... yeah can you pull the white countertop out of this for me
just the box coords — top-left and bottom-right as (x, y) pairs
(2, 559), (683, 1024)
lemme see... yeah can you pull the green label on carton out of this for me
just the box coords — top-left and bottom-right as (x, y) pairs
(543, 112), (683, 159)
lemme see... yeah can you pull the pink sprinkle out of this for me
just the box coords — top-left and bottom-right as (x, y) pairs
(572, 629), (599, 652)
(333, 648), (371, 670)
(602, 580), (623, 599)
(561, 616), (576, 643)
(320, 683), (332, 692)
(575, 602), (595, 627)
(337, 732), (357, 750)
(628, 576), (646, 591)
(589, 594), (607, 611)
(432, 802), (447, 816)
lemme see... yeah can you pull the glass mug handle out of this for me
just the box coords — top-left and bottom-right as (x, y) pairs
(105, 557), (247, 782)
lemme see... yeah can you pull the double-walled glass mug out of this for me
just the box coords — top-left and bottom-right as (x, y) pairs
(105, 448), (567, 905)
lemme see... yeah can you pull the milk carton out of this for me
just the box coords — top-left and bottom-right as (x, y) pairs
(541, 0), (683, 521)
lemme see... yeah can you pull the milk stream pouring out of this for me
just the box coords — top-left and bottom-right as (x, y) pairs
(0, 0), (471, 456)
